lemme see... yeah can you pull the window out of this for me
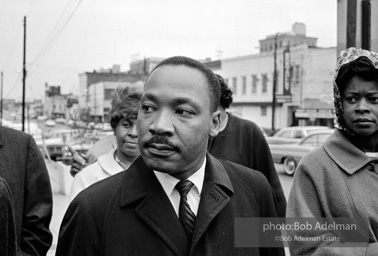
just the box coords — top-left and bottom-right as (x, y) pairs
(232, 77), (237, 94)
(251, 75), (258, 94)
(294, 65), (300, 85)
(104, 89), (114, 100)
(242, 76), (247, 94)
(278, 130), (292, 138)
(261, 74), (268, 93)
(293, 130), (304, 139)
(301, 134), (331, 147)
(261, 106), (267, 116)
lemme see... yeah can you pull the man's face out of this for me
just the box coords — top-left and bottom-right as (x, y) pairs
(342, 76), (378, 137)
(138, 65), (220, 179)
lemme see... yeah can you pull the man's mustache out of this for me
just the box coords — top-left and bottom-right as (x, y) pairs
(145, 136), (180, 152)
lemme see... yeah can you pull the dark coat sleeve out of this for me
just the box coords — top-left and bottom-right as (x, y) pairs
(0, 178), (18, 256)
(56, 173), (123, 256)
(56, 193), (103, 256)
(250, 124), (287, 217)
(208, 115), (287, 217)
(22, 135), (53, 255)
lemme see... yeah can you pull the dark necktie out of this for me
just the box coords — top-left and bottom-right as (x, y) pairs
(176, 180), (196, 238)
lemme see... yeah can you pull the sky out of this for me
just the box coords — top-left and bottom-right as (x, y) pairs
(0, 0), (337, 101)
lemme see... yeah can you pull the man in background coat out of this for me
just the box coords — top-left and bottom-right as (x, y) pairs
(208, 75), (286, 217)
(0, 126), (53, 255)
(56, 56), (284, 256)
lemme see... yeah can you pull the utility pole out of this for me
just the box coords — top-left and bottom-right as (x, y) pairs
(271, 33), (278, 132)
(22, 16), (27, 132)
(1, 71), (3, 126)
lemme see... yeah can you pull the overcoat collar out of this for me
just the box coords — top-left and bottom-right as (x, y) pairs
(119, 153), (234, 256)
(323, 129), (373, 175)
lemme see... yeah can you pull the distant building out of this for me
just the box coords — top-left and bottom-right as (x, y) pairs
(129, 57), (164, 75)
(205, 23), (336, 130)
(44, 85), (68, 119)
(78, 65), (146, 108)
(259, 22), (317, 53)
(87, 80), (144, 123)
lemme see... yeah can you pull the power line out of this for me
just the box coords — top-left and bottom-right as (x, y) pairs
(28, 62), (81, 72)
(1, 0), (39, 71)
(27, 0), (83, 81)
(1, 25), (22, 71)
(31, 0), (83, 66)
(5, 75), (22, 98)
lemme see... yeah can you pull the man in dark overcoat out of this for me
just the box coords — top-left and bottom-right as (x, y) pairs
(56, 56), (284, 256)
(0, 126), (52, 255)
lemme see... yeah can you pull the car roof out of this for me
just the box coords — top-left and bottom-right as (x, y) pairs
(306, 129), (334, 135)
(279, 126), (330, 131)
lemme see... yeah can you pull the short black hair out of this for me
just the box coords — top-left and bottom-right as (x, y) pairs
(148, 56), (220, 112)
(336, 56), (378, 95)
(216, 74), (233, 109)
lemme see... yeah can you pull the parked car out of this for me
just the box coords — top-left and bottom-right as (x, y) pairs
(102, 123), (112, 132)
(67, 119), (75, 127)
(37, 115), (48, 122)
(8, 122), (42, 137)
(37, 137), (65, 161)
(266, 126), (331, 144)
(269, 129), (334, 176)
(45, 119), (56, 127)
(55, 118), (67, 124)
(94, 123), (103, 130)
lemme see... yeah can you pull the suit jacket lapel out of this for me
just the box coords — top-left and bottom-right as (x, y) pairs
(190, 154), (234, 252)
(119, 157), (190, 256)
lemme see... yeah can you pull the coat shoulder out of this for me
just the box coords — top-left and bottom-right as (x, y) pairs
(0, 126), (30, 144)
(219, 159), (272, 195)
(73, 170), (125, 205)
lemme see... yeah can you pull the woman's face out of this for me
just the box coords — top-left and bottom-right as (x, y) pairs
(342, 76), (378, 137)
(114, 117), (140, 158)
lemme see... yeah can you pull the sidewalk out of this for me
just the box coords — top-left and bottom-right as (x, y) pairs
(45, 160), (73, 256)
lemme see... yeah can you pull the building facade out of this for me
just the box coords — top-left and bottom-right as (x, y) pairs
(78, 65), (146, 108)
(87, 81), (143, 123)
(205, 24), (336, 131)
(129, 57), (164, 75)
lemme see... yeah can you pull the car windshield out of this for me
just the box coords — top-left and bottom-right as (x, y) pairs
(300, 133), (332, 147)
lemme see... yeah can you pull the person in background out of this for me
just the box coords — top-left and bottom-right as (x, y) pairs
(0, 177), (17, 256)
(69, 134), (116, 176)
(287, 48), (378, 255)
(69, 82), (144, 177)
(69, 83), (142, 201)
(0, 126), (52, 255)
(56, 56), (284, 256)
(208, 74), (286, 217)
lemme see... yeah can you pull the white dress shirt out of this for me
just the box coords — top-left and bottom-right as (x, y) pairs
(154, 158), (206, 216)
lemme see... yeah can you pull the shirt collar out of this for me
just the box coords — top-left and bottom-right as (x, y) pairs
(323, 129), (372, 175)
(153, 157), (206, 197)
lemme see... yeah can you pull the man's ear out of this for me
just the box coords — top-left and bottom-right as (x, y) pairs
(209, 110), (220, 137)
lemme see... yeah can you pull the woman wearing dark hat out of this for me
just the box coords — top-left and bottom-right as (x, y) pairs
(287, 48), (378, 255)
(70, 83), (142, 201)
